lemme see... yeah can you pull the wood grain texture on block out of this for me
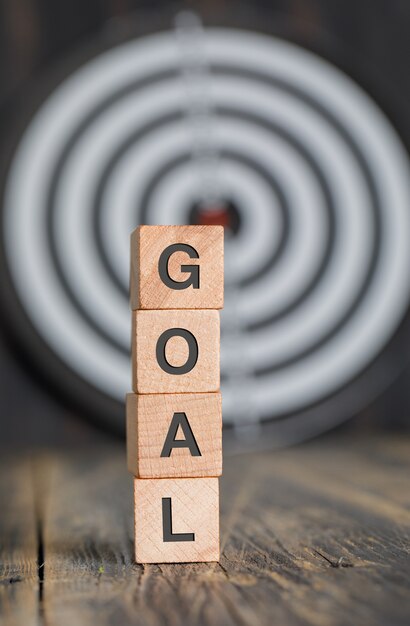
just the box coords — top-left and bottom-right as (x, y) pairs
(134, 477), (219, 563)
(130, 225), (224, 310)
(126, 392), (222, 478)
(132, 309), (220, 394)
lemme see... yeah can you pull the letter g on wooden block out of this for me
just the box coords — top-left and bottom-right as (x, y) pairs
(126, 392), (222, 478)
(132, 309), (220, 394)
(130, 225), (224, 310)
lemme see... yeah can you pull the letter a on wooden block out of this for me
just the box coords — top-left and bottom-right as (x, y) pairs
(132, 309), (220, 394)
(126, 392), (222, 478)
(130, 225), (224, 310)
(134, 477), (219, 563)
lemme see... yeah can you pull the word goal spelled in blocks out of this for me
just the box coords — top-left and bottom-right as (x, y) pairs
(132, 309), (220, 394)
(130, 225), (224, 310)
(126, 392), (222, 478)
(134, 477), (219, 564)
(128, 224), (223, 564)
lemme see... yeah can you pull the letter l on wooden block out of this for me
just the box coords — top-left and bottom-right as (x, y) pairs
(134, 477), (219, 563)
(162, 498), (195, 542)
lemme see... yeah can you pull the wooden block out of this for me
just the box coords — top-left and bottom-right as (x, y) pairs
(132, 309), (220, 394)
(130, 225), (224, 310)
(134, 477), (219, 563)
(126, 392), (222, 478)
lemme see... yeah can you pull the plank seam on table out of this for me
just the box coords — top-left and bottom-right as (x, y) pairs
(34, 461), (45, 611)
(34, 455), (56, 626)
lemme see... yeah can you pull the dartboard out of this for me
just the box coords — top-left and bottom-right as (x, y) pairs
(2, 25), (410, 450)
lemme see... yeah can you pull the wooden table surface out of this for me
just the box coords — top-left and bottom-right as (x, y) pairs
(1, 434), (409, 626)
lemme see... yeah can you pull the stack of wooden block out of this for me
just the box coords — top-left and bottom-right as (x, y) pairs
(126, 225), (224, 563)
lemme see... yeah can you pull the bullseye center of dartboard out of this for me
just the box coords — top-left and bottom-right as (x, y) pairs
(189, 199), (241, 235)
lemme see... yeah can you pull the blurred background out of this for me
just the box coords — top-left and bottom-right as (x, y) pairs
(0, 0), (409, 451)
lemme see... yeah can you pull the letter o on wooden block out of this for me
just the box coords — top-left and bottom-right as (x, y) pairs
(156, 328), (198, 375)
(132, 310), (220, 394)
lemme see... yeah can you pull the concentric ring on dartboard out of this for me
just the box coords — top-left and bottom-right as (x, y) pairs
(3, 29), (410, 443)
(93, 146), (292, 299)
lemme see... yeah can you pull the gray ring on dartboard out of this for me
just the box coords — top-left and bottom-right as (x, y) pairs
(219, 107), (380, 337)
(92, 109), (333, 323)
(46, 65), (327, 339)
(46, 70), (178, 353)
(45, 62), (381, 375)
(47, 102), (289, 355)
(135, 105), (380, 373)
(49, 115), (294, 355)
(135, 114), (335, 321)
(220, 110), (334, 297)
(131, 76), (381, 373)
(92, 122), (292, 298)
(217, 69), (381, 375)
(136, 149), (292, 278)
(96, 109), (350, 366)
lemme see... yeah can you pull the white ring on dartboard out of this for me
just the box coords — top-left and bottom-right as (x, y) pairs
(3, 29), (410, 434)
